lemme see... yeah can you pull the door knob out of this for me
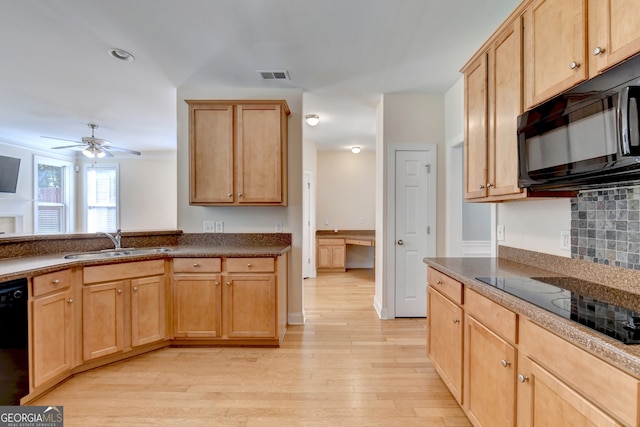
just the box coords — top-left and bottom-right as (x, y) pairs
(397, 240), (404, 245)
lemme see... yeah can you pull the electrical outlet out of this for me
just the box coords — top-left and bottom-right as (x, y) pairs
(497, 224), (505, 241)
(359, 217), (364, 224)
(203, 221), (215, 233)
(215, 221), (224, 233)
(560, 230), (571, 251)
(275, 222), (283, 232)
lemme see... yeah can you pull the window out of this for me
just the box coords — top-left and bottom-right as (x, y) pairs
(85, 165), (119, 233)
(34, 157), (73, 234)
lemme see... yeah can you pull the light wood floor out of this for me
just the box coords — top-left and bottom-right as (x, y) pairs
(32, 270), (469, 426)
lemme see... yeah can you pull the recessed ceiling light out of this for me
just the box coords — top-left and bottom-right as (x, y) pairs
(351, 146), (361, 154)
(108, 48), (135, 62)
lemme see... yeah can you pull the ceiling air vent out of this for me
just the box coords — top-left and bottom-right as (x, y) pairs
(257, 70), (290, 80)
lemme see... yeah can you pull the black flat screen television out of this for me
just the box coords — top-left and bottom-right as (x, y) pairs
(0, 155), (21, 193)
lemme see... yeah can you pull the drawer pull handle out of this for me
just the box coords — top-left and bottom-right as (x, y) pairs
(193, 263), (200, 268)
(52, 279), (60, 285)
(247, 263), (252, 268)
(67, 298), (74, 304)
(501, 359), (511, 368)
(518, 374), (529, 383)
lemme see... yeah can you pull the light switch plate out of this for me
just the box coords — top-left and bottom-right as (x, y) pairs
(497, 224), (505, 241)
(560, 230), (571, 251)
(215, 221), (224, 233)
(203, 221), (215, 233)
(275, 222), (283, 232)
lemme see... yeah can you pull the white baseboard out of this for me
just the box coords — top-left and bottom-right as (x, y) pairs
(461, 240), (492, 257)
(373, 298), (390, 319)
(288, 311), (306, 325)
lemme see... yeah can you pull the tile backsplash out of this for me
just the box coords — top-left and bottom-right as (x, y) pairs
(571, 187), (640, 270)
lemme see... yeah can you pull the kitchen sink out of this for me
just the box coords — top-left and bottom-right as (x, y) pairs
(64, 247), (172, 260)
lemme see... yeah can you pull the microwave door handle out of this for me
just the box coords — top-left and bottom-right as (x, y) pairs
(620, 86), (631, 155)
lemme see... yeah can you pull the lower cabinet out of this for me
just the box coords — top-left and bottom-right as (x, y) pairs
(82, 260), (167, 361)
(31, 268), (76, 388)
(317, 238), (345, 272)
(427, 267), (463, 404)
(172, 256), (285, 344)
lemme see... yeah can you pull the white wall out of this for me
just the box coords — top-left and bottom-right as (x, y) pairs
(176, 86), (305, 325)
(498, 199), (571, 256)
(316, 150), (375, 231)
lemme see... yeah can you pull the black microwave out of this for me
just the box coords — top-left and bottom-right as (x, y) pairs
(518, 54), (640, 191)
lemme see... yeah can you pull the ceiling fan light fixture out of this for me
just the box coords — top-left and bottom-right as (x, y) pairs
(82, 147), (95, 158)
(108, 48), (135, 62)
(351, 146), (361, 154)
(305, 114), (320, 126)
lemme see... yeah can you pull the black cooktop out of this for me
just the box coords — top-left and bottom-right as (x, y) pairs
(475, 276), (640, 345)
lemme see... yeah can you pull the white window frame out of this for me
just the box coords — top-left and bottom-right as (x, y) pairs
(33, 156), (74, 234)
(82, 163), (120, 233)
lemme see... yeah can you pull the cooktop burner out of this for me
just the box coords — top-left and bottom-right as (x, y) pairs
(475, 276), (640, 345)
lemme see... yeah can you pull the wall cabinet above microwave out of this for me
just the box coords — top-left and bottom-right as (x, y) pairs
(186, 100), (290, 206)
(461, 0), (640, 202)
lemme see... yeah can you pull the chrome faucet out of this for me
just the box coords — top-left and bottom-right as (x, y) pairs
(103, 229), (122, 250)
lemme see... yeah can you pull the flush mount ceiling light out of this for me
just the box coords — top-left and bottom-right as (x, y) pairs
(108, 48), (135, 62)
(351, 146), (361, 154)
(305, 114), (320, 126)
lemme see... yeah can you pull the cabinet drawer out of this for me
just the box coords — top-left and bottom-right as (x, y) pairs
(173, 258), (221, 273)
(427, 267), (462, 305)
(318, 238), (344, 246)
(84, 260), (165, 284)
(520, 318), (639, 426)
(226, 258), (274, 273)
(345, 238), (373, 246)
(33, 269), (73, 297)
(465, 288), (517, 344)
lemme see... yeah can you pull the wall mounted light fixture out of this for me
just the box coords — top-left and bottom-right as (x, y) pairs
(305, 114), (320, 126)
(351, 146), (361, 154)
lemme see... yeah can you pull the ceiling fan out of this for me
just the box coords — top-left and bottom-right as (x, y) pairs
(42, 123), (141, 159)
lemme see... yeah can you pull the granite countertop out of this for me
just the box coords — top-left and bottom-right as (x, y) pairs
(0, 244), (291, 282)
(424, 256), (640, 378)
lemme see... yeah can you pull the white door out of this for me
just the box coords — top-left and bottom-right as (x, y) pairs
(302, 171), (313, 279)
(395, 150), (431, 317)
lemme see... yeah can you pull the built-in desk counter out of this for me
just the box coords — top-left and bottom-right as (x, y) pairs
(316, 230), (374, 272)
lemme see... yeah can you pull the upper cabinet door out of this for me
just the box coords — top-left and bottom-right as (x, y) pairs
(189, 103), (234, 204)
(464, 54), (488, 200)
(488, 18), (523, 197)
(236, 104), (285, 204)
(524, 0), (588, 109)
(589, 0), (640, 77)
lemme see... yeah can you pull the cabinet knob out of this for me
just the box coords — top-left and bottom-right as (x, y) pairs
(227, 193), (232, 198)
(238, 193), (243, 197)
(479, 185), (485, 189)
(192, 263), (200, 268)
(501, 359), (511, 368)
(215, 281), (220, 286)
(453, 319), (460, 324)
(67, 298), (74, 304)
(487, 183), (493, 188)
(518, 374), (529, 383)
(133, 286), (138, 292)
(226, 281), (232, 286)
(52, 279), (60, 285)
(117, 289), (123, 294)
(593, 46), (605, 56)
(569, 61), (580, 70)
(436, 280), (442, 285)
(247, 263), (252, 268)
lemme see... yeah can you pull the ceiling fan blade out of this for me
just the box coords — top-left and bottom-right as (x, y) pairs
(41, 135), (84, 144)
(101, 149), (115, 158)
(51, 144), (86, 149)
(104, 145), (141, 156)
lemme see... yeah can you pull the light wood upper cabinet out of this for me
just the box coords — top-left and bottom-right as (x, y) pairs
(588, 0), (640, 78)
(464, 18), (524, 201)
(186, 100), (290, 206)
(523, 0), (588, 109)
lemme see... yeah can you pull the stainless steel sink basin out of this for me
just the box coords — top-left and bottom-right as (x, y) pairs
(64, 247), (172, 260)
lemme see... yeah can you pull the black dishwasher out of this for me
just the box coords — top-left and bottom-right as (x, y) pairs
(0, 278), (28, 405)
